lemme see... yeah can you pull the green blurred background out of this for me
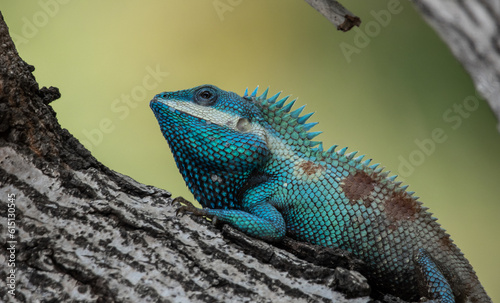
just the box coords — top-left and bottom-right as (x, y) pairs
(2, 1), (499, 300)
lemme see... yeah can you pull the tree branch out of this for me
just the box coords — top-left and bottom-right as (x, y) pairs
(304, 0), (361, 32)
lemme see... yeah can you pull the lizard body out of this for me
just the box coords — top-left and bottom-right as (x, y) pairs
(150, 85), (491, 302)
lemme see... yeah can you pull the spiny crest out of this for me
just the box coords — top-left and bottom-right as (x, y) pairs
(243, 86), (410, 196)
(244, 86), (325, 152)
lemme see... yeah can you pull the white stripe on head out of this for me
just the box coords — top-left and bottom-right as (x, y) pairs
(160, 99), (268, 141)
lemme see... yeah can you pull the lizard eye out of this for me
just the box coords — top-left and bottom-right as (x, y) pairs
(194, 87), (218, 106)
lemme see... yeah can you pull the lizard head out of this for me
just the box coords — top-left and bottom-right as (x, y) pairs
(150, 84), (274, 208)
(150, 84), (329, 208)
(150, 84), (271, 174)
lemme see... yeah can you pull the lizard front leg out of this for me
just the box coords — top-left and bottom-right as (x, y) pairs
(174, 189), (286, 242)
(200, 202), (286, 242)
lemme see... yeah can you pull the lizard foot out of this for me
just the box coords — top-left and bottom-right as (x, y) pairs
(172, 196), (196, 209)
(172, 197), (215, 222)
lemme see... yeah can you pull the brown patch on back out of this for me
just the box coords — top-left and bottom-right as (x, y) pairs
(384, 191), (419, 222)
(341, 171), (376, 206)
(297, 161), (324, 176)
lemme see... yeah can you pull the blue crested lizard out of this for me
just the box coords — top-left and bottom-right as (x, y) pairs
(150, 84), (491, 303)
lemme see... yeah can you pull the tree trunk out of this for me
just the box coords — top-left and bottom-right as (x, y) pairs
(0, 12), (372, 303)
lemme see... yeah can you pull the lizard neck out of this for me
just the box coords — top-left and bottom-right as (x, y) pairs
(174, 157), (246, 209)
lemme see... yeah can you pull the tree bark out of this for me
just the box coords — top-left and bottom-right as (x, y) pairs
(0, 12), (372, 303)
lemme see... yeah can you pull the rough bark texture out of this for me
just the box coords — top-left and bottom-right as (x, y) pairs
(0, 11), (373, 303)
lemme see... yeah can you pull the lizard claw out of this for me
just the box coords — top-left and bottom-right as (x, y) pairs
(172, 196), (208, 218)
(172, 196), (194, 207)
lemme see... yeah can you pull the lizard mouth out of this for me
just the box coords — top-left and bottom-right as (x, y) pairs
(149, 96), (162, 112)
